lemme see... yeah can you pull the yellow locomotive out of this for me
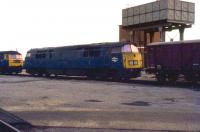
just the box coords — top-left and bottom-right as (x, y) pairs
(0, 51), (23, 74)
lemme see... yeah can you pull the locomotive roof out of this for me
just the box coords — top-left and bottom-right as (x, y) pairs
(0, 51), (21, 55)
(148, 40), (200, 46)
(28, 42), (128, 52)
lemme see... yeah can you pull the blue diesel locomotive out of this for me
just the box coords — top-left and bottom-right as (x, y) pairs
(24, 42), (143, 80)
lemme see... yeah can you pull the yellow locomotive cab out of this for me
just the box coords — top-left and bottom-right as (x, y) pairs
(122, 45), (143, 69)
(8, 54), (23, 67)
(123, 52), (143, 69)
(0, 51), (23, 74)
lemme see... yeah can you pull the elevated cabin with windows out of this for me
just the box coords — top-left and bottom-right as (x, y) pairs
(24, 42), (143, 79)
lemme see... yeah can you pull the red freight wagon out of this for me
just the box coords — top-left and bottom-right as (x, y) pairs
(145, 40), (200, 82)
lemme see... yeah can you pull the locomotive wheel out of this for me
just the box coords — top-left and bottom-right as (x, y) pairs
(15, 72), (19, 75)
(31, 73), (36, 76)
(54, 74), (58, 77)
(45, 72), (51, 77)
(156, 72), (166, 82)
(87, 73), (96, 80)
(37, 73), (43, 77)
(45, 74), (50, 77)
(29, 72), (37, 77)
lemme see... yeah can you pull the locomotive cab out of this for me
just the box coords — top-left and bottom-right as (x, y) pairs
(7, 54), (23, 67)
(111, 44), (143, 79)
(0, 51), (23, 74)
(121, 44), (143, 69)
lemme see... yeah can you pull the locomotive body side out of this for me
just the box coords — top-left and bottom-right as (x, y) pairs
(24, 42), (143, 80)
(145, 40), (200, 82)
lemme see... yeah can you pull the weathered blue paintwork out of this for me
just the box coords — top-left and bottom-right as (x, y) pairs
(24, 42), (141, 78)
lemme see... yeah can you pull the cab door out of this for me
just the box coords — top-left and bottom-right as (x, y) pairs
(88, 48), (103, 69)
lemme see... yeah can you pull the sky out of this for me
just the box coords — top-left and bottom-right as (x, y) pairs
(0, 0), (199, 57)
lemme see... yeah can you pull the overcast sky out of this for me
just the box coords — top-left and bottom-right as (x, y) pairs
(0, 0), (199, 57)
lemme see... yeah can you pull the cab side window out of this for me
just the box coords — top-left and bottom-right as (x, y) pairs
(26, 52), (32, 58)
(83, 48), (101, 58)
(35, 54), (46, 59)
(4, 54), (9, 60)
(49, 52), (55, 59)
(83, 50), (89, 57)
(93, 50), (100, 57)
(0, 55), (4, 60)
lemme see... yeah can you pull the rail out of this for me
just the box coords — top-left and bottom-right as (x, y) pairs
(0, 120), (21, 132)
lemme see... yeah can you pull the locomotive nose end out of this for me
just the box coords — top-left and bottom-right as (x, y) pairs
(122, 52), (143, 69)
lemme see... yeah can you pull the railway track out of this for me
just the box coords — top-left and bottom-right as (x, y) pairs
(0, 108), (32, 131)
(1, 71), (200, 89)
(1, 72), (200, 131)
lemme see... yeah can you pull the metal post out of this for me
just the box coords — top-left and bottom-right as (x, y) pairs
(179, 28), (185, 41)
(144, 31), (147, 47)
(162, 31), (166, 42)
(150, 32), (154, 43)
(132, 31), (135, 43)
(129, 31), (133, 42)
(143, 31), (147, 67)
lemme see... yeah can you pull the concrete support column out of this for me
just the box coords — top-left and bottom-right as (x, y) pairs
(179, 28), (185, 41)
(143, 31), (147, 68)
(132, 31), (135, 43)
(159, 27), (165, 42)
(150, 32), (154, 43)
(144, 31), (147, 47)
(129, 31), (133, 42)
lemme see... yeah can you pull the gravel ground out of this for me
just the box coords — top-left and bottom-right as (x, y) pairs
(0, 75), (200, 131)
